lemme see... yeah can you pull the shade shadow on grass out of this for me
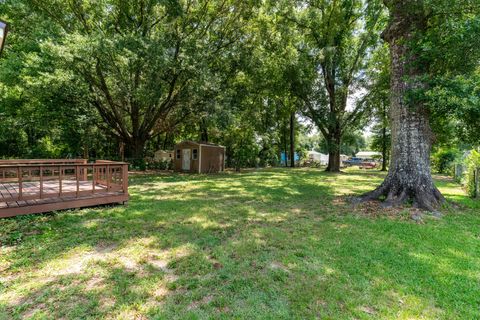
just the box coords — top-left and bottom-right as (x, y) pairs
(0, 168), (479, 319)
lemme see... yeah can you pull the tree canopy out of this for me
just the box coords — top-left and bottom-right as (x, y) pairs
(0, 0), (479, 187)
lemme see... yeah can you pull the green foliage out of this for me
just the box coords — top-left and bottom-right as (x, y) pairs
(431, 148), (459, 174)
(144, 159), (173, 171)
(0, 0), (479, 173)
(223, 126), (260, 169)
(464, 150), (480, 198)
(405, 1), (480, 149)
(274, 0), (387, 163)
(428, 71), (480, 147)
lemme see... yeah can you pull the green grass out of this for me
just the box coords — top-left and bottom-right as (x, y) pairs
(0, 168), (479, 319)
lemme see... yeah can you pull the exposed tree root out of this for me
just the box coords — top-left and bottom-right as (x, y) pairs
(355, 175), (446, 212)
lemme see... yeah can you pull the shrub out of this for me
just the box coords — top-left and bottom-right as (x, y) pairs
(464, 150), (480, 198)
(146, 159), (173, 170)
(431, 148), (458, 174)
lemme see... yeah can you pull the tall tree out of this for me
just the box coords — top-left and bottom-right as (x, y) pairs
(275, 0), (385, 172)
(359, 0), (480, 210)
(363, 44), (391, 171)
(24, 0), (258, 158)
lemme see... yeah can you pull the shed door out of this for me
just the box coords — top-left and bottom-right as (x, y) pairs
(182, 149), (191, 170)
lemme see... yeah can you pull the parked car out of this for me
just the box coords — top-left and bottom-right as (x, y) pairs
(359, 159), (378, 169)
(343, 157), (363, 166)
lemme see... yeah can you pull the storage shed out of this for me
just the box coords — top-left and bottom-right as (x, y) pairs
(307, 150), (329, 165)
(174, 141), (226, 173)
(154, 150), (174, 162)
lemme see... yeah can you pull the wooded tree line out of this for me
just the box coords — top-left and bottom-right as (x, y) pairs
(1, 0), (479, 209)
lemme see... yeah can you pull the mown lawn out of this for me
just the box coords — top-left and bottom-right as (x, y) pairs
(0, 168), (479, 319)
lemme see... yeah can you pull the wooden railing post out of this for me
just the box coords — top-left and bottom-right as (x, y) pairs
(106, 165), (111, 191)
(59, 165), (63, 197)
(39, 166), (44, 199)
(18, 167), (23, 201)
(122, 164), (128, 194)
(92, 164), (95, 194)
(75, 165), (80, 198)
(82, 159), (88, 181)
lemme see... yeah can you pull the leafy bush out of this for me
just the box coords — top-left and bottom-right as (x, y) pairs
(146, 159), (173, 170)
(464, 150), (480, 198)
(128, 158), (173, 171)
(432, 148), (458, 174)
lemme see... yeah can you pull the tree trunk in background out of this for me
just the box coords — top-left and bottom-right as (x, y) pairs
(290, 112), (295, 168)
(326, 131), (341, 172)
(283, 123), (288, 167)
(359, 0), (444, 211)
(83, 144), (89, 160)
(119, 142), (125, 162)
(128, 138), (147, 160)
(381, 126), (387, 171)
(200, 118), (209, 142)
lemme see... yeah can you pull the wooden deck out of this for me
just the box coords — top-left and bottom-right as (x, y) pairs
(0, 160), (129, 218)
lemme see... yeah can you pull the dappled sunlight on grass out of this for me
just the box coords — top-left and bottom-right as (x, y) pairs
(0, 168), (479, 319)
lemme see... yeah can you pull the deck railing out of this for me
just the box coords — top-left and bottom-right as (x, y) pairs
(0, 160), (128, 203)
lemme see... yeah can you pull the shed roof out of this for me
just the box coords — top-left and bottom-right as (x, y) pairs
(356, 151), (382, 158)
(176, 140), (226, 148)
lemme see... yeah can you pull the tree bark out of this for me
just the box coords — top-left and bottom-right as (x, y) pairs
(381, 126), (387, 171)
(326, 131), (341, 172)
(200, 118), (209, 143)
(83, 144), (89, 160)
(128, 137), (147, 160)
(359, 0), (445, 211)
(290, 112), (295, 168)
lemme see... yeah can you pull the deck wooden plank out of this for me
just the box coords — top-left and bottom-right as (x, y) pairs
(6, 201), (19, 208)
(0, 161), (129, 218)
(0, 194), (129, 218)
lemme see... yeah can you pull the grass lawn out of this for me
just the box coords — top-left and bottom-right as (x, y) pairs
(1, 168), (479, 319)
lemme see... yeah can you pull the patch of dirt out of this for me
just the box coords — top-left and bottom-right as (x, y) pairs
(95, 242), (118, 254)
(118, 256), (139, 272)
(216, 306), (231, 313)
(148, 257), (179, 282)
(99, 296), (116, 311)
(269, 262), (290, 273)
(84, 276), (105, 291)
(351, 200), (427, 222)
(54, 252), (107, 276)
(149, 258), (169, 271)
(22, 303), (47, 319)
(53, 243), (118, 276)
(360, 305), (377, 315)
(153, 286), (169, 298)
(108, 309), (148, 320)
(187, 295), (214, 310)
(206, 255), (223, 270)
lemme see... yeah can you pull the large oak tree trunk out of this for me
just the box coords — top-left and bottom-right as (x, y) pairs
(381, 124), (388, 171)
(359, 0), (445, 211)
(127, 137), (147, 160)
(326, 131), (341, 172)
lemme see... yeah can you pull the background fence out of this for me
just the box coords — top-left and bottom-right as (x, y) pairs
(453, 163), (479, 198)
(474, 167), (480, 199)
